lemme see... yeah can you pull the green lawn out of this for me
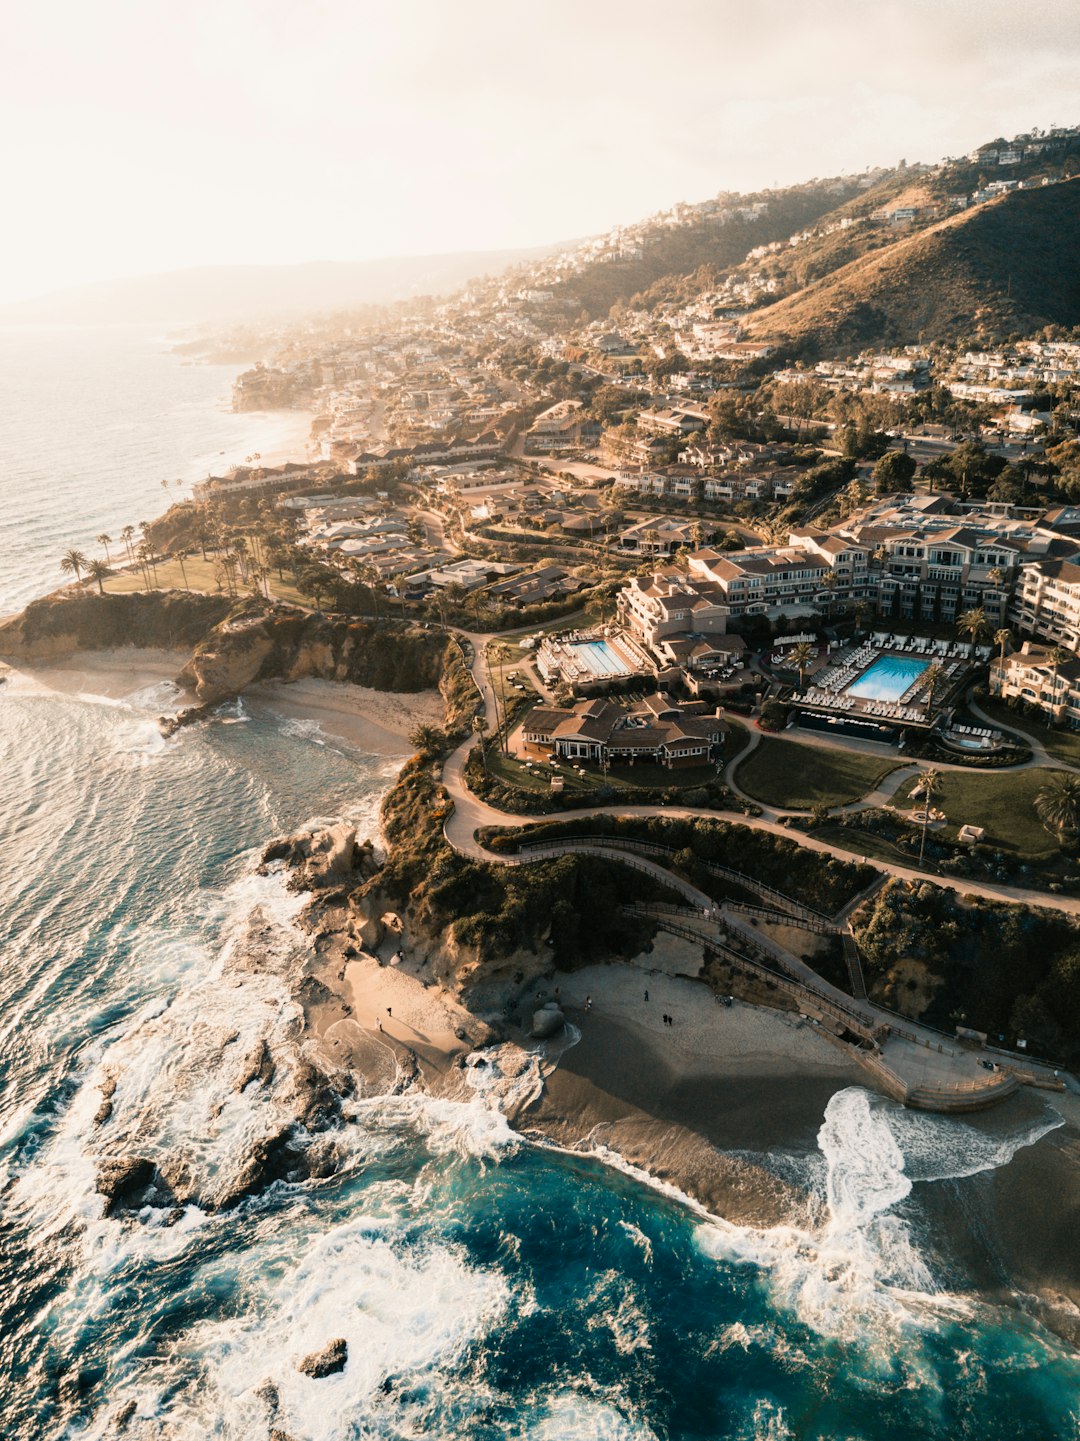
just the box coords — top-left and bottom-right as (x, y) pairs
(897, 768), (1065, 858)
(484, 744), (717, 799)
(101, 553), (312, 608)
(975, 696), (1080, 767)
(734, 736), (901, 810)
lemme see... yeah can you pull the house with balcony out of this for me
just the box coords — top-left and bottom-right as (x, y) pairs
(992, 641), (1080, 727)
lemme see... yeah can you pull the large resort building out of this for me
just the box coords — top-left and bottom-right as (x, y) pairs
(521, 695), (726, 768)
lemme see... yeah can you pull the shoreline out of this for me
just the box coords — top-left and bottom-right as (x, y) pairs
(8, 634), (1080, 1347)
(3, 649), (444, 756)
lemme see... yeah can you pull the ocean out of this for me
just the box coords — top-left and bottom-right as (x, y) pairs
(1, 326), (1079, 1440)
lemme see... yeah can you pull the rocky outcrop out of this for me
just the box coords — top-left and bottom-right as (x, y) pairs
(261, 824), (380, 893)
(531, 1003), (565, 1039)
(0, 590), (231, 661)
(176, 603), (447, 706)
(296, 1338), (348, 1379)
(0, 592), (449, 709)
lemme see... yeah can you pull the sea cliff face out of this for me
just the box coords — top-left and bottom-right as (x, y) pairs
(176, 604), (447, 705)
(0, 591), (451, 707)
(0, 590), (232, 661)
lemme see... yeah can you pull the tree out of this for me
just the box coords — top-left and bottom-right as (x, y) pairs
(136, 541), (158, 589)
(821, 569), (841, 619)
(86, 558), (112, 594)
(1047, 646), (1071, 728)
(473, 714), (490, 774)
(788, 641), (816, 691)
(120, 525), (136, 563)
(97, 533), (113, 565)
(1034, 773), (1080, 843)
(409, 723), (447, 756)
(299, 567), (328, 611)
(994, 627), (1012, 684)
(60, 548), (88, 584)
(872, 449), (916, 494)
(912, 768), (943, 866)
(957, 607), (989, 649)
(175, 549), (191, 589)
(922, 662), (946, 712)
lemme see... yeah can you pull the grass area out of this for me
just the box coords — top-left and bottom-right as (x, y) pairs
(483, 743), (717, 799)
(734, 736), (902, 810)
(976, 695), (1080, 767)
(897, 768), (1065, 858)
(102, 553), (312, 609)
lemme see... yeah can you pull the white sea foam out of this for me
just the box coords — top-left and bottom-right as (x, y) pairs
(692, 1087), (1050, 1367)
(82, 1216), (512, 1441)
(617, 1220), (654, 1266)
(524, 1394), (659, 1440)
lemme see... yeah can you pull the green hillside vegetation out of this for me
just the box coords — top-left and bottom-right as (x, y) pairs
(560, 180), (867, 319)
(744, 180), (1080, 355)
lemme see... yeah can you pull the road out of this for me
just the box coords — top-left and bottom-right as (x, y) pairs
(440, 631), (1080, 919)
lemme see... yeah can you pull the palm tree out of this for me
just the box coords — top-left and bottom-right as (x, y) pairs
(136, 542), (157, 589)
(97, 533), (113, 565)
(60, 548), (88, 584)
(1035, 773), (1080, 843)
(473, 714), (490, 774)
(1047, 646), (1071, 729)
(853, 599), (871, 634)
(409, 723), (447, 755)
(994, 627), (1012, 680)
(120, 525), (136, 563)
(957, 606), (989, 651)
(86, 558), (112, 594)
(175, 549), (191, 589)
(788, 641), (816, 692)
(821, 569), (841, 620)
(921, 662), (946, 713)
(299, 567), (327, 612)
(912, 767), (943, 866)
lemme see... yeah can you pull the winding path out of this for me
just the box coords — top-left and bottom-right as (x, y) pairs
(441, 693), (1080, 917)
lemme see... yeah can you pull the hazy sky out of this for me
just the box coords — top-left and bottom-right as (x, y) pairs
(3, 0), (1080, 304)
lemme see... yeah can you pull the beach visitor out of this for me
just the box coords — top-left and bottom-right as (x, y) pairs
(585, 995), (592, 1012)
(644, 989), (649, 1002)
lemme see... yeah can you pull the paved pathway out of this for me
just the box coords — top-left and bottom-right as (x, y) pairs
(440, 641), (1080, 918)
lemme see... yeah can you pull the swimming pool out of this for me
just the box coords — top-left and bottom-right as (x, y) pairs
(569, 640), (632, 677)
(846, 654), (929, 702)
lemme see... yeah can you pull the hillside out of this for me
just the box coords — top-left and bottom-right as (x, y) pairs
(556, 180), (871, 319)
(1, 246), (568, 325)
(743, 179), (1080, 355)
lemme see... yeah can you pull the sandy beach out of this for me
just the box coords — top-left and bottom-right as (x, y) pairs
(4, 651), (445, 757)
(247, 676), (445, 757)
(3, 648), (192, 700)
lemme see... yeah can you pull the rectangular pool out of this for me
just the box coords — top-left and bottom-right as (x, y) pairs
(846, 654), (929, 703)
(569, 640), (632, 677)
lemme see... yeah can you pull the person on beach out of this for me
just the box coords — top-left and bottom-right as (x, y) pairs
(585, 995), (592, 1011)
(644, 990), (649, 1002)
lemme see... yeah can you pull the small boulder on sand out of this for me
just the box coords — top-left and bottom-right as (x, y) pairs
(531, 1005), (565, 1039)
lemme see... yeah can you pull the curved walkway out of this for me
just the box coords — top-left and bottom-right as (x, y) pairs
(440, 672), (1080, 917)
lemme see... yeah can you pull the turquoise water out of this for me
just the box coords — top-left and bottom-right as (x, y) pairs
(848, 655), (929, 703)
(572, 640), (632, 677)
(1, 329), (1079, 1438)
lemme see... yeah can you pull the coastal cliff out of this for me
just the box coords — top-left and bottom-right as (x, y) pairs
(0, 591), (453, 707)
(0, 590), (232, 661)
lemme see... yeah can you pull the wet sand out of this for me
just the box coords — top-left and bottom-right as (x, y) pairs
(246, 676), (444, 756)
(6, 648), (191, 700)
(7, 652), (444, 756)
